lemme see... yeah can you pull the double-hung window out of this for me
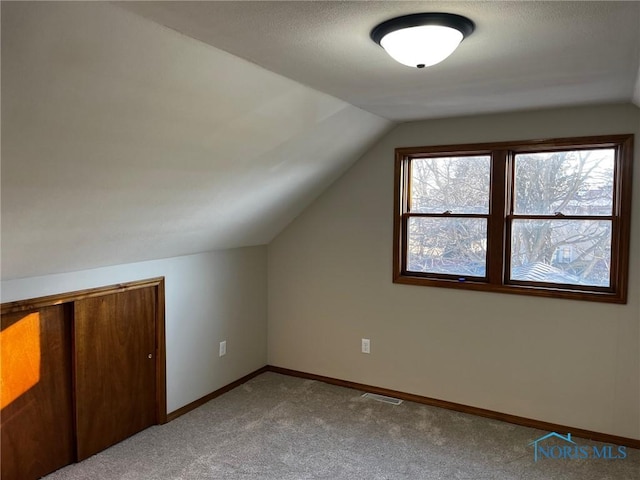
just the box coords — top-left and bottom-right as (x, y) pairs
(393, 135), (633, 303)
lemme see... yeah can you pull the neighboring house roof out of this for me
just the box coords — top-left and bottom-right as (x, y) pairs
(511, 263), (580, 284)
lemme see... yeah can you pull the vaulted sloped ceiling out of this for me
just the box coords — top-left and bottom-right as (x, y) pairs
(3, 1), (639, 281)
(0, 2), (392, 279)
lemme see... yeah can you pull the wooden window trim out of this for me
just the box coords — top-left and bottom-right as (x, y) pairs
(393, 134), (634, 303)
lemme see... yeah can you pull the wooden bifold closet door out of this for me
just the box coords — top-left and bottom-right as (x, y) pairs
(0, 278), (166, 480)
(74, 286), (158, 460)
(0, 305), (75, 480)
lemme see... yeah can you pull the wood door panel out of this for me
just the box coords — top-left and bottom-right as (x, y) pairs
(74, 287), (156, 460)
(1, 305), (75, 480)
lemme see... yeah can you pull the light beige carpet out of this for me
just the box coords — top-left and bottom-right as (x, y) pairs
(44, 372), (639, 479)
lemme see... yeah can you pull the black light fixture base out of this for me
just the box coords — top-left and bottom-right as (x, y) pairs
(370, 12), (475, 46)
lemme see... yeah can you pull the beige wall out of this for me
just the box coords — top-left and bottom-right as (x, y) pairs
(268, 104), (640, 439)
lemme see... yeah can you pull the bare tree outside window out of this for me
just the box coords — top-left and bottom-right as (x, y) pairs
(408, 156), (490, 277)
(408, 217), (487, 276)
(511, 149), (614, 287)
(410, 156), (490, 214)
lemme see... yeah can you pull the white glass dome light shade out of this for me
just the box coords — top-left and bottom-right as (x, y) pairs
(379, 25), (464, 68)
(371, 13), (475, 69)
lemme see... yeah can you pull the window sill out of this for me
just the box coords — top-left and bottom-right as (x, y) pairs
(393, 274), (627, 304)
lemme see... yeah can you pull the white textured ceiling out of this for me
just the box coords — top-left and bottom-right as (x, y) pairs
(120, 1), (640, 121)
(2, 1), (639, 281)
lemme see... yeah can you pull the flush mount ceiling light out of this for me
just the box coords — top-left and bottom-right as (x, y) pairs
(371, 13), (475, 68)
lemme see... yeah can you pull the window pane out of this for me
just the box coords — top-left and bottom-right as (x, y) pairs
(407, 217), (487, 277)
(510, 219), (611, 287)
(411, 156), (490, 214)
(514, 149), (614, 215)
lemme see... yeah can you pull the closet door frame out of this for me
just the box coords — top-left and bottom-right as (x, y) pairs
(1, 277), (167, 426)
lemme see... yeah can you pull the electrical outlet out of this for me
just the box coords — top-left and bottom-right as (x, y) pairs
(219, 340), (227, 357)
(361, 338), (370, 354)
